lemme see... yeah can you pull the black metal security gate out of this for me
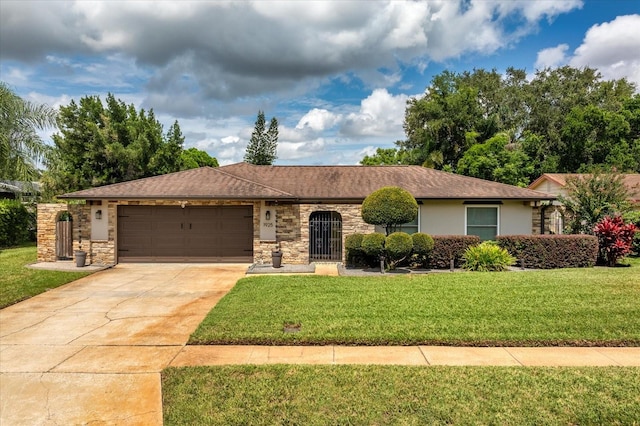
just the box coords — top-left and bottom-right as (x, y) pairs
(309, 211), (342, 261)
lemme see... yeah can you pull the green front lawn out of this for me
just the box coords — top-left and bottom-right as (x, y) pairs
(163, 365), (640, 425)
(190, 259), (640, 346)
(0, 245), (90, 308)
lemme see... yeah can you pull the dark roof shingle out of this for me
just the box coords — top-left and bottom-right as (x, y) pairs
(59, 167), (294, 200)
(60, 162), (554, 201)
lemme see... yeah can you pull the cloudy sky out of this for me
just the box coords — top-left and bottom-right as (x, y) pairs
(1, 1), (639, 165)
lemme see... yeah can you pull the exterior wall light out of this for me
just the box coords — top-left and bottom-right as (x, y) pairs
(95, 209), (102, 220)
(265, 210), (271, 220)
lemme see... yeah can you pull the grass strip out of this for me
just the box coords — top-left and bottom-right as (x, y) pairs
(190, 260), (640, 346)
(0, 245), (90, 308)
(163, 365), (640, 425)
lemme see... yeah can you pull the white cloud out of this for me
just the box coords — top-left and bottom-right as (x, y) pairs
(220, 136), (239, 145)
(0, 67), (31, 86)
(534, 15), (640, 88)
(1, 0), (584, 103)
(341, 89), (409, 137)
(278, 139), (327, 161)
(535, 44), (570, 69)
(569, 14), (640, 87)
(295, 109), (340, 132)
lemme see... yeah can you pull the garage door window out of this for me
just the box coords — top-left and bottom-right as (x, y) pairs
(466, 206), (499, 241)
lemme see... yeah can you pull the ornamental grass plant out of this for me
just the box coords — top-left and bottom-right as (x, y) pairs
(462, 241), (516, 272)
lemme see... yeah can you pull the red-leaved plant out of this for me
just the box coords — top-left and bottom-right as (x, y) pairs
(593, 216), (637, 267)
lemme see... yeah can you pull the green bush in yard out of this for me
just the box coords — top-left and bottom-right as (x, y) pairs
(623, 210), (640, 256)
(0, 200), (34, 247)
(361, 186), (418, 235)
(411, 233), (434, 267)
(463, 241), (516, 272)
(429, 235), (481, 269)
(361, 232), (386, 258)
(497, 235), (598, 268)
(385, 232), (413, 269)
(345, 233), (365, 266)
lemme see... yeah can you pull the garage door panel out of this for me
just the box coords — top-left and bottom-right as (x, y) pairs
(118, 205), (253, 263)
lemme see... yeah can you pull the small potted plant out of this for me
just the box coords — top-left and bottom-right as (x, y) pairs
(271, 243), (282, 268)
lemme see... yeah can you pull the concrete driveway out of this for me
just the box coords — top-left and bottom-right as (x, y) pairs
(0, 263), (247, 425)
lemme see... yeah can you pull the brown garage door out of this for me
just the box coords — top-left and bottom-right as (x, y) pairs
(117, 205), (253, 262)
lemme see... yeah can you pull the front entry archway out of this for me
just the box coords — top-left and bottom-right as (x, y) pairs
(309, 211), (342, 261)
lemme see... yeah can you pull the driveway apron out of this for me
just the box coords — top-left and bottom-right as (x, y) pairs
(0, 263), (247, 425)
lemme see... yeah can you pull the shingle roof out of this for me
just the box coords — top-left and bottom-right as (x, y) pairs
(219, 163), (552, 200)
(529, 173), (640, 203)
(58, 167), (295, 200)
(60, 162), (554, 201)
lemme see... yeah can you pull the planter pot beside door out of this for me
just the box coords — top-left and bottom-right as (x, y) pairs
(75, 250), (87, 267)
(272, 250), (282, 268)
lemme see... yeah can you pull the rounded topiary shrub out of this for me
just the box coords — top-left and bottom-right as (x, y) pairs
(411, 232), (434, 267)
(345, 233), (365, 266)
(462, 241), (516, 272)
(385, 232), (413, 269)
(361, 232), (386, 258)
(361, 186), (418, 235)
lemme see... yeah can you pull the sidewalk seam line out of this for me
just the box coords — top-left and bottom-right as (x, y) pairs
(503, 348), (524, 366)
(417, 346), (430, 365)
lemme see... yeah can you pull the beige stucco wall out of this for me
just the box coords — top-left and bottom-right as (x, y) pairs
(500, 201), (536, 235)
(420, 201), (465, 235)
(419, 200), (533, 236)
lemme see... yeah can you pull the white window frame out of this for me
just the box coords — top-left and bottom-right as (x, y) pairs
(465, 205), (500, 240)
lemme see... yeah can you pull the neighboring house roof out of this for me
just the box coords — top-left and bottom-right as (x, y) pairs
(0, 180), (41, 194)
(59, 163), (555, 201)
(528, 173), (640, 203)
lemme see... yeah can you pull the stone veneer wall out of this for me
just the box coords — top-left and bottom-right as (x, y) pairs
(255, 203), (374, 265)
(531, 204), (562, 235)
(37, 203), (71, 262)
(39, 199), (368, 265)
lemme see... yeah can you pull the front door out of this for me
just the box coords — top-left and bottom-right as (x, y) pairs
(309, 211), (342, 261)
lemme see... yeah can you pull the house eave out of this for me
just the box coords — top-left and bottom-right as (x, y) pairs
(56, 194), (298, 201)
(57, 194), (556, 202)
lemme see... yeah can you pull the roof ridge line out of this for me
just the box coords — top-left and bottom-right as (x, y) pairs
(214, 167), (295, 197)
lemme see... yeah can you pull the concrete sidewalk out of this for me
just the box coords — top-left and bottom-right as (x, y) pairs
(2, 262), (639, 426)
(1, 263), (248, 426)
(171, 345), (640, 367)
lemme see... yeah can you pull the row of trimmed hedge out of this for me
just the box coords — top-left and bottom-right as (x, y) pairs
(346, 233), (599, 269)
(497, 235), (598, 269)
